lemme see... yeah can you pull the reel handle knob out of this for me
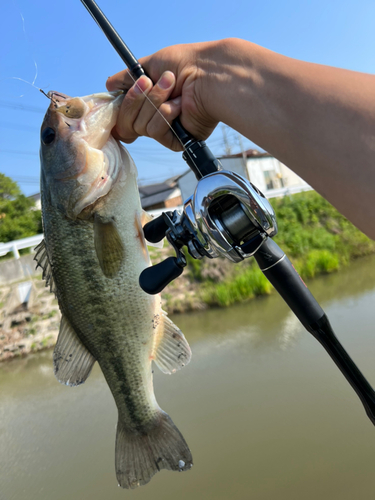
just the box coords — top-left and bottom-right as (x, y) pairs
(139, 257), (184, 295)
(143, 215), (169, 243)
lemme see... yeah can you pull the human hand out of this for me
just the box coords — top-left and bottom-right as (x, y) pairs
(106, 42), (222, 151)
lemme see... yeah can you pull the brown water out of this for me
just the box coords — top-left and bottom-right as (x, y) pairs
(1, 256), (375, 500)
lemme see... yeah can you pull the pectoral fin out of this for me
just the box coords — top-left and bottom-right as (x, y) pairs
(153, 313), (191, 374)
(141, 210), (153, 226)
(34, 239), (57, 294)
(53, 315), (96, 386)
(94, 216), (125, 278)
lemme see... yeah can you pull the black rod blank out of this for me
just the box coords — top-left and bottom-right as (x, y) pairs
(255, 238), (375, 425)
(80, 0), (145, 79)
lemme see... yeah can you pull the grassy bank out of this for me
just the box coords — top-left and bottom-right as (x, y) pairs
(162, 191), (375, 311)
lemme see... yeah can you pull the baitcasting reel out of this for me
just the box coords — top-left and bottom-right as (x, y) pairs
(139, 170), (277, 294)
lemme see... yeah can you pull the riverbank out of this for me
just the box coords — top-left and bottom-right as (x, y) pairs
(1, 191), (374, 362)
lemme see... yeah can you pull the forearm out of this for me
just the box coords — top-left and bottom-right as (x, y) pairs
(203, 39), (375, 238)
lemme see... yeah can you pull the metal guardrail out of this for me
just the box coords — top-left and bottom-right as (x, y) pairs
(0, 234), (44, 259)
(0, 185), (312, 260)
(0, 207), (171, 259)
(264, 184), (312, 199)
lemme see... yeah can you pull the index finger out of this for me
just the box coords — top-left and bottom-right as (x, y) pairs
(106, 56), (154, 91)
(106, 69), (134, 91)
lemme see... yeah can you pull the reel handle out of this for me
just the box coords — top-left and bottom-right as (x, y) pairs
(139, 257), (184, 295)
(143, 216), (169, 244)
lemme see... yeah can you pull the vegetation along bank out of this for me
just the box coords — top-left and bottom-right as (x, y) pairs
(1, 190), (375, 361)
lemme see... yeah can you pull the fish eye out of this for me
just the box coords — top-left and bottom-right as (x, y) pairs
(41, 127), (56, 145)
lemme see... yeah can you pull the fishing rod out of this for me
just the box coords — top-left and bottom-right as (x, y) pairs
(80, 0), (375, 426)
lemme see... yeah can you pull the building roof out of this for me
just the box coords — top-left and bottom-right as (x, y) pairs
(27, 193), (41, 202)
(219, 148), (271, 159)
(140, 187), (180, 208)
(138, 175), (182, 208)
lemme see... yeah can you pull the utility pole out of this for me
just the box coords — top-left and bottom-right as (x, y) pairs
(237, 133), (250, 181)
(221, 124), (232, 156)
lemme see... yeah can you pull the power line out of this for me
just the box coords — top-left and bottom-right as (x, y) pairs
(0, 100), (44, 114)
(0, 122), (38, 132)
(0, 149), (38, 156)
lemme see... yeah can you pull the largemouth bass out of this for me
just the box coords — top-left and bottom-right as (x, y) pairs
(37, 90), (193, 489)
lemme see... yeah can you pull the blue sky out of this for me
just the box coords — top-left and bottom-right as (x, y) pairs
(1, 0), (374, 196)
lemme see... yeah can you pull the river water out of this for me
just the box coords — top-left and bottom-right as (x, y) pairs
(1, 255), (375, 500)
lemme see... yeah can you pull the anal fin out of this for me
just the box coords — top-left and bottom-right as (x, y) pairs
(53, 315), (96, 386)
(153, 313), (191, 374)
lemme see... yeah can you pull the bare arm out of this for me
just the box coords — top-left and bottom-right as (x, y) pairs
(107, 38), (375, 239)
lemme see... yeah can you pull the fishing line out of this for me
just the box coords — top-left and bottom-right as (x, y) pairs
(1, 1), (39, 98)
(16, 5), (38, 87)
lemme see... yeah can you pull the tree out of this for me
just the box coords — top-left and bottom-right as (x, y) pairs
(0, 174), (42, 244)
(0, 173), (21, 200)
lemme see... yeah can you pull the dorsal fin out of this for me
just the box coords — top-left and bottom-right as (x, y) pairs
(152, 312), (191, 374)
(53, 315), (96, 386)
(34, 239), (56, 294)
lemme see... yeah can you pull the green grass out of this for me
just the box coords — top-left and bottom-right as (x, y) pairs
(42, 309), (58, 320)
(202, 265), (272, 307)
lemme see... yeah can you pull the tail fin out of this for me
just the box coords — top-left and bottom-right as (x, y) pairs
(115, 411), (193, 489)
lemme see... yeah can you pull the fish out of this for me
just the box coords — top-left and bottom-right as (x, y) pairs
(36, 90), (193, 488)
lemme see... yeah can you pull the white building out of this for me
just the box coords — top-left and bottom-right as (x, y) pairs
(178, 149), (311, 203)
(27, 193), (41, 210)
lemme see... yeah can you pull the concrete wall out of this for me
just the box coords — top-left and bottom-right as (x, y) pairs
(0, 253), (39, 286)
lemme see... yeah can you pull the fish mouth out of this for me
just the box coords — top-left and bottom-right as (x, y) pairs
(46, 90), (123, 113)
(48, 91), (71, 100)
(71, 136), (124, 219)
(41, 90), (125, 220)
(79, 91), (124, 150)
(47, 91), (71, 109)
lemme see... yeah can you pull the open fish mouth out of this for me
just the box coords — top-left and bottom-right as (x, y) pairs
(45, 90), (124, 129)
(48, 91), (71, 101)
(40, 90), (125, 220)
(71, 136), (124, 219)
